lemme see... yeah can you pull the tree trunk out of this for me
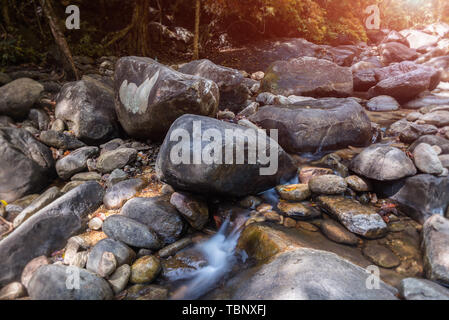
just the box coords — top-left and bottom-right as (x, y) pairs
(193, 0), (200, 60)
(38, 0), (79, 80)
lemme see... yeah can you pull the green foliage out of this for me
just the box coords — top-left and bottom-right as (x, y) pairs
(0, 33), (43, 67)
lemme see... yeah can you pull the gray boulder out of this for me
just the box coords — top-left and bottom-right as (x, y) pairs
(0, 182), (104, 286)
(55, 77), (119, 144)
(399, 278), (449, 300)
(39, 130), (86, 150)
(86, 238), (135, 275)
(260, 57), (353, 97)
(55, 146), (99, 180)
(249, 98), (372, 154)
(96, 147), (137, 173)
(232, 248), (398, 300)
(103, 178), (145, 209)
(0, 78), (43, 119)
(156, 114), (297, 197)
(28, 265), (113, 300)
(114, 56), (219, 140)
(0, 127), (55, 202)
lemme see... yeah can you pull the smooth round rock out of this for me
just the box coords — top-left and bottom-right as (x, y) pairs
(320, 219), (360, 246)
(276, 184), (311, 201)
(130, 256), (161, 284)
(413, 143), (444, 175)
(309, 175), (347, 195)
(362, 243), (401, 269)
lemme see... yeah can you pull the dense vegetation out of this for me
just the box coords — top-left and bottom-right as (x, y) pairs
(1, 0), (449, 67)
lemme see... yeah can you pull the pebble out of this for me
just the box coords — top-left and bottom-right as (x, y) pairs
(309, 175), (347, 195)
(320, 219), (359, 245)
(88, 217), (103, 230)
(21, 256), (50, 289)
(275, 184), (311, 201)
(299, 167), (334, 184)
(345, 175), (371, 192)
(0, 282), (26, 300)
(130, 255), (161, 284)
(277, 202), (321, 220)
(413, 143), (444, 175)
(108, 264), (131, 294)
(362, 243), (401, 269)
(158, 238), (193, 258)
(97, 251), (117, 278)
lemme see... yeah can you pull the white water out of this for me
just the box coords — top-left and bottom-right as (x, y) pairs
(170, 219), (243, 300)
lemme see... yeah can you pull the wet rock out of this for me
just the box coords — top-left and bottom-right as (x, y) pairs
(122, 197), (185, 245)
(299, 167), (334, 184)
(0, 282), (26, 300)
(156, 115), (296, 197)
(21, 256), (50, 289)
(39, 130), (85, 150)
(55, 146), (99, 180)
(103, 178), (145, 209)
(309, 175), (347, 195)
(239, 196), (263, 209)
(350, 144), (416, 181)
(130, 255), (161, 284)
(233, 248), (398, 300)
(277, 202), (321, 220)
(413, 143), (444, 175)
(86, 239), (135, 275)
(420, 111), (449, 127)
(55, 77), (119, 144)
(379, 42), (418, 65)
(366, 95), (399, 112)
(345, 175), (371, 192)
(399, 278), (449, 300)
(71, 251), (88, 268)
(0, 78), (43, 119)
(260, 57), (353, 97)
(362, 243), (401, 268)
(0, 127), (55, 202)
(422, 215), (449, 285)
(125, 284), (168, 300)
(249, 98), (371, 154)
(275, 184), (311, 201)
(179, 59), (249, 112)
(108, 264), (131, 294)
(158, 238), (193, 258)
(170, 192), (209, 230)
(28, 265), (113, 300)
(320, 219), (359, 246)
(96, 148), (137, 173)
(103, 215), (163, 250)
(114, 57), (218, 140)
(0, 182), (104, 286)
(13, 186), (61, 228)
(317, 196), (387, 239)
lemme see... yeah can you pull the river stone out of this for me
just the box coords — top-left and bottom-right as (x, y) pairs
(125, 284), (168, 300)
(399, 278), (449, 300)
(275, 184), (311, 201)
(260, 57), (353, 97)
(13, 186), (62, 228)
(277, 202), (321, 221)
(28, 108), (50, 131)
(21, 256), (50, 289)
(158, 238), (193, 258)
(0, 182), (104, 286)
(362, 243), (401, 268)
(422, 215), (449, 285)
(0, 78), (44, 119)
(96, 148), (137, 173)
(114, 56), (219, 140)
(319, 219), (359, 246)
(366, 95), (400, 112)
(156, 114), (296, 197)
(178, 59), (249, 112)
(39, 130), (85, 150)
(317, 196), (387, 239)
(51, 119), (66, 132)
(56, 146), (99, 180)
(382, 30), (410, 47)
(413, 143), (444, 175)
(399, 122), (438, 144)
(108, 264), (131, 294)
(404, 94), (449, 109)
(28, 265), (113, 300)
(121, 197), (185, 245)
(97, 251), (117, 278)
(420, 111), (449, 127)
(401, 29), (439, 49)
(299, 167), (334, 184)
(232, 248), (398, 300)
(308, 175), (347, 195)
(0, 282), (26, 300)
(249, 98), (371, 154)
(379, 42), (418, 65)
(130, 255), (161, 284)
(55, 77), (119, 144)
(424, 56), (449, 82)
(103, 178), (145, 209)
(0, 127), (55, 202)
(103, 215), (163, 250)
(169, 192), (209, 230)
(86, 238), (135, 276)
(71, 172), (101, 181)
(350, 144), (417, 181)
(409, 135), (449, 155)
(345, 175), (371, 192)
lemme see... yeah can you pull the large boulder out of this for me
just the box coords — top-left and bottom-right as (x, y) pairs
(350, 144), (417, 181)
(249, 98), (372, 154)
(232, 248), (398, 300)
(422, 215), (449, 285)
(156, 114), (297, 197)
(0, 78), (43, 119)
(260, 57), (353, 97)
(114, 56), (219, 140)
(399, 278), (449, 300)
(55, 77), (119, 145)
(0, 127), (55, 202)
(179, 59), (249, 112)
(379, 42), (418, 65)
(0, 182), (104, 286)
(389, 175), (449, 224)
(28, 265), (113, 300)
